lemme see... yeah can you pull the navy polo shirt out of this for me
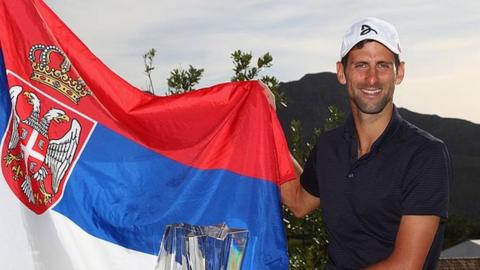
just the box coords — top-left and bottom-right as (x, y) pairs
(300, 107), (451, 270)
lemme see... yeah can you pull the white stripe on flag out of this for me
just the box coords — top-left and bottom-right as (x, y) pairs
(0, 178), (157, 270)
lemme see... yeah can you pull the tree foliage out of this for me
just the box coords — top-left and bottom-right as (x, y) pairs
(229, 50), (287, 108)
(444, 215), (480, 249)
(143, 48), (156, 94)
(167, 65), (204, 95)
(286, 108), (344, 269)
(142, 48), (204, 95)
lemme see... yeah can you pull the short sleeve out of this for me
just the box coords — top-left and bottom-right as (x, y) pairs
(401, 141), (452, 218)
(300, 145), (320, 198)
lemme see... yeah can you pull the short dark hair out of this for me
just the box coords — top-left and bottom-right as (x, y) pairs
(341, 39), (400, 71)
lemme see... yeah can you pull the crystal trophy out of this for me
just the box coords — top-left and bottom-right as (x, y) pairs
(155, 223), (249, 270)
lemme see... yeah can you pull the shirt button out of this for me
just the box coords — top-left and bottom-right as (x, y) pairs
(347, 173), (354, 178)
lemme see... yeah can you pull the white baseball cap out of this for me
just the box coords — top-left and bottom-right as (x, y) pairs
(340, 17), (401, 59)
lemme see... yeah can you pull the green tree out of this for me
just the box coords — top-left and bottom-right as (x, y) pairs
(444, 215), (480, 249)
(286, 107), (344, 269)
(143, 48), (156, 94)
(142, 48), (204, 95)
(167, 65), (204, 95)
(324, 106), (346, 131)
(287, 119), (326, 269)
(230, 50), (286, 107)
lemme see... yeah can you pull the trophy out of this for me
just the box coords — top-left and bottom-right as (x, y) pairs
(155, 223), (249, 270)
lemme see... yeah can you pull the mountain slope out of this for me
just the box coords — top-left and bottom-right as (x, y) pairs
(277, 72), (480, 217)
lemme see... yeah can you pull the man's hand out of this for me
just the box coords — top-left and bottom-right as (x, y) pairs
(259, 81), (320, 217)
(259, 80), (276, 111)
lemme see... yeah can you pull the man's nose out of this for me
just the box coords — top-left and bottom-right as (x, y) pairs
(366, 67), (378, 86)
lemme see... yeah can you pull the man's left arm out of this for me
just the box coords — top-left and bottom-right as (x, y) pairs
(363, 215), (440, 270)
(366, 140), (452, 270)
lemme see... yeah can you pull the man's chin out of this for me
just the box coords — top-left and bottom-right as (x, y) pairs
(354, 101), (389, 115)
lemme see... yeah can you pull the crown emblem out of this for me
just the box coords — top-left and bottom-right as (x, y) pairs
(29, 44), (91, 104)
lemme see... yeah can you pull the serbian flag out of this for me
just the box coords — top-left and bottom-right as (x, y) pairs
(0, 0), (295, 269)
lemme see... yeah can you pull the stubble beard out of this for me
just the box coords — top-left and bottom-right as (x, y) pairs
(351, 86), (393, 114)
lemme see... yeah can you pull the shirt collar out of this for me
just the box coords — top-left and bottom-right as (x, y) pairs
(343, 105), (403, 153)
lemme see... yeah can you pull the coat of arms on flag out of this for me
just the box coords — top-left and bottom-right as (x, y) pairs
(1, 44), (95, 214)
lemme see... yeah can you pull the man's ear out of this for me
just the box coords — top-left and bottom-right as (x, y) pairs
(336, 62), (347, 85)
(395, 61), (405, 85)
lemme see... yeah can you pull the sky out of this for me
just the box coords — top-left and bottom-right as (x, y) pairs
(44, 0), (480, 124)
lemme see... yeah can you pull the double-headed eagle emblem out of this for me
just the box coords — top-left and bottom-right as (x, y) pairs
(3, 85), (81, 207)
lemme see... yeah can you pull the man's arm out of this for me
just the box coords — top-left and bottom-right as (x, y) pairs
(260, 81), (320, 217)
(363, 215), (440, 270)
(280, 155), (320, 218)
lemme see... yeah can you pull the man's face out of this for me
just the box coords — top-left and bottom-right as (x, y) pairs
(336, 41), (405, 115)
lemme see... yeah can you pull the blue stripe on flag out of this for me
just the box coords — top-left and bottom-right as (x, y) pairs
(53, 124), (289, 269)
(0, 51), (11, 134)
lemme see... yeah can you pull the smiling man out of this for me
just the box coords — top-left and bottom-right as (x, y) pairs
(280, 17), (452, 269)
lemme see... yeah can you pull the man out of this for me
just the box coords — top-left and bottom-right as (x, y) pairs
(278, 17), (451, 269)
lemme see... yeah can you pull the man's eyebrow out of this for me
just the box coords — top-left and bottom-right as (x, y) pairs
(352, 60), (369, 64)
(372, 60), (394, 65)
